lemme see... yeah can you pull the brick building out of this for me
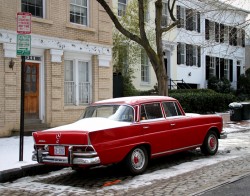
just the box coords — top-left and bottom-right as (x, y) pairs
(0, 0), (113, 137)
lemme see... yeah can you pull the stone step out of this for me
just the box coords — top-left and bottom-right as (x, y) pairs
(12, 120), (49, 136)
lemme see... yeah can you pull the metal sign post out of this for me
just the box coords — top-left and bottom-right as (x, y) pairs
(19, 56), (25, 161)
(17, 12), (31, 161)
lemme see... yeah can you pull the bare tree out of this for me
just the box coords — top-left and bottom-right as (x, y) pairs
(96, 0), (178, 96)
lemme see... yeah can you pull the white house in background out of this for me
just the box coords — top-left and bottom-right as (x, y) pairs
(113, 0), (249, 90)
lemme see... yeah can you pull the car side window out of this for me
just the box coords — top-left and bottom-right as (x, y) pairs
(140, 103), (163, 120)
(163, 102), (182, 117)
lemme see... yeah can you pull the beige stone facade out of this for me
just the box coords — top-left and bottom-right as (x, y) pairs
(0, 0), (113, 137)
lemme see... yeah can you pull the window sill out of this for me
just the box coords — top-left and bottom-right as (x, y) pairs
(140, 82), (151, 86)
(66, 23), (96, 33)
(64, 105), (88, 110)
(32, 17), (53, 25)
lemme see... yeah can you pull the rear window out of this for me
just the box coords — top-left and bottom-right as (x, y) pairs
(162, 102), (182, 117)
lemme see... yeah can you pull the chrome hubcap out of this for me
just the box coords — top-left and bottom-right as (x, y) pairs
(208, 134), (217, 152)
(131, 148), (145, 170)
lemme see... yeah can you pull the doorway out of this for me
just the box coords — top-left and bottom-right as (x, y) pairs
(24, 62), (39, 119)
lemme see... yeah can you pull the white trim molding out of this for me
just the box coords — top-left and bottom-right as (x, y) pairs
(98, 54), (112, 67)
(50, 49), (63, 62)
(3, 43), (16, 58)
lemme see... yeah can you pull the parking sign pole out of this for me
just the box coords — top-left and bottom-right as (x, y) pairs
(17, 12), (31, 162)
(19, 55), (25, 161)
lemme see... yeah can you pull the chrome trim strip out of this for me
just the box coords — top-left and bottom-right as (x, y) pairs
(73, 152), (98, 157)
(152, 144), (201, 157)
(43, 156), (68, 164)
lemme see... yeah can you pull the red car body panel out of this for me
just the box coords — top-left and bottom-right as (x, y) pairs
(32, 96), (223, 168)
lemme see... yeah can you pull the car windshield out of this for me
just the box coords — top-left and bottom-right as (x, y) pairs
(82, 105), (134, 122)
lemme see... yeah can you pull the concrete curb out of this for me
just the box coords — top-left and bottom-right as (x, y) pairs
(0, 164), (63, 183)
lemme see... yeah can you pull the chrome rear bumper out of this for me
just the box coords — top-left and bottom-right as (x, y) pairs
(32, 145), (100, 166)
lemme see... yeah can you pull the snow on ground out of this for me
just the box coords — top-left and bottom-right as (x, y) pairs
(0, 124), (250, 192)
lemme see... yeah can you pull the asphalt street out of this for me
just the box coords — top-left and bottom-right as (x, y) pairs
(199, 173), (250, 196)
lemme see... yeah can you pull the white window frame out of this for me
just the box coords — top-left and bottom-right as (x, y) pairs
(64, 58), (92, 106)
(141, 50), (150, 83)
(21, 0), (45, 18)
(237, 29), (242, 46)
(180, 6), (185, 28)
(209, 57), (216, 77)
(118, 0), (127, 17)
(70, 0), (89, 26)
(224, 59), (229, 79)
(209, 21), (215, 41)
(224, 25), (229, 44)
(180, 43), (185, 64)
(192, 46), (197, 66)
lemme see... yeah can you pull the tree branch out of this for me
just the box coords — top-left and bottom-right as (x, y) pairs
(96, 0), (143, 45)
(168, 0), (177, 22)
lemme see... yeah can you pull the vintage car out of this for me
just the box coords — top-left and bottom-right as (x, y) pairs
(32, 96), (226, 174)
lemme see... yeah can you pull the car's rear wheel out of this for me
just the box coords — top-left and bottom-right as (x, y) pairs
(125, 146), (148, 175)
(201, 130), (218, 155)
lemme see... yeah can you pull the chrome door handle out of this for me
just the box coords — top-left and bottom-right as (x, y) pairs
(143, 126), (149, 129)
(170, 123), (175, 126)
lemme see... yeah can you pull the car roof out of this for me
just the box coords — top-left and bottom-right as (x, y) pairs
(93, 96), (177, 106)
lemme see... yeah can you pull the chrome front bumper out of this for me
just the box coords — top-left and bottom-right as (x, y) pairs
(32, 146), (101, 166)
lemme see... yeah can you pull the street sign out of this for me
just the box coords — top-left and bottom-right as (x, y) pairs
(17, 12), (31, 34)
(16, 34), (31, 56)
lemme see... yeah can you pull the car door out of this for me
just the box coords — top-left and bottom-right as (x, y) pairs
(163, 101), (201, 150)
(139, 102), (172, 155)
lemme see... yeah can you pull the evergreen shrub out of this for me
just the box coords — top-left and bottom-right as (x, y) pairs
(169, 89), (236, 114)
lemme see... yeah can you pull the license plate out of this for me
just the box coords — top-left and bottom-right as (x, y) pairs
(54, 146), (65, 155)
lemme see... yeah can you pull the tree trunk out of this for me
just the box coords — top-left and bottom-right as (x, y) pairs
(155, 58), (168, 96)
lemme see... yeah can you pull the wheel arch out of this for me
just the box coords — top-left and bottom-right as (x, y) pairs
(208, 127), (220, 139)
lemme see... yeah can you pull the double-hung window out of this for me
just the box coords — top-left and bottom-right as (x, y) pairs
(177, 43), (185, 65)
(21, 0), (44, 18)
(70, 0), (88, 26)
(177, 43), (200, 67)
(141, 50), (150, 83)
(118, 0), (127, 17)
(64, 60), (91, 105)
(177, 5), (200, 32)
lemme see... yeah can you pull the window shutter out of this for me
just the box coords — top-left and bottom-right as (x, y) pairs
(197, 12), (200, 33)
(220, 24), (224, 43)
(186, 44), (191, 66)
(206, 56), (210, 80)
(205, 19), (209, 40)
(216, 58), (220, 79)
(198, 46), (201, 67)
(215, 22), (220, 42)
(219, 58), (224, 79)
(229, 27), (233, 45)
(177, 6), (181, 28)
(242, 29), (245, 47)
(177, 43), (181, 65)
(229, 59), (233, 82)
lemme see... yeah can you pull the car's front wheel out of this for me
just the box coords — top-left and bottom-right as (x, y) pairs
(201, 130), (218, 155)
(125, 146), (148, 175)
